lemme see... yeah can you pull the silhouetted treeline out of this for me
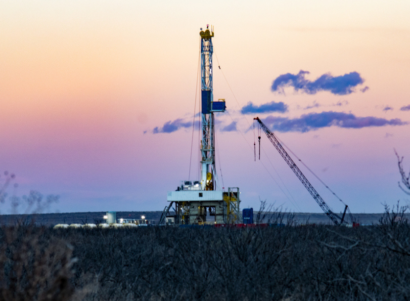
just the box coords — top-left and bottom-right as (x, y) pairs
(1, 209), (410, 300)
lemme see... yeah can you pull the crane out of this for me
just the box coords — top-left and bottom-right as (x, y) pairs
(254, 117), (349, 225)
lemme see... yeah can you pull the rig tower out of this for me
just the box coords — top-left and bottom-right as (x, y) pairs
(161, 25), (241, 225)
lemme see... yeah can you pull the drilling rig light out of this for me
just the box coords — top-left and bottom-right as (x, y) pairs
(141, 215), (145, 220)
(103, 215), (107, 219)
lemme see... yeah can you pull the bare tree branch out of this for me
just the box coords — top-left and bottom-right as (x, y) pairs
(395, 149), (410, 195)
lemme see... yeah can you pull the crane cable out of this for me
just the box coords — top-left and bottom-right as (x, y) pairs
(197, 97), (202, 181)
(215, 132), (225, 189)
(188, 38), (201, 181)
(253, 122), (256, 161)
(215, 52), (254, 127)
(275, 135), (353, 219)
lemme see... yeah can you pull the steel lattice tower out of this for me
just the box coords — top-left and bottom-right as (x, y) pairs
(200, 25), (217, 190)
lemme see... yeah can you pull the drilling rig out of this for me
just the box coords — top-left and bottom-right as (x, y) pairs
(160, 26), (241, 225)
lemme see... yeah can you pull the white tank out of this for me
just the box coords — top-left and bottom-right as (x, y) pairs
(53, 224), (69, 229)
(122, 223), (138, 228)
(111, 223), (123, 228)
(106, 211), (116, 224)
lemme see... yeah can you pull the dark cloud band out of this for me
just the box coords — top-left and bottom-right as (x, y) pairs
(153, 119), (192, 134)
(271, 70), (365, 95)
(152, 118), (223, 134)
(221, 121), (237, 132)
(261, 111), (406, 133)
(152, 110), (406, 134)
(241, 101), (288, 114)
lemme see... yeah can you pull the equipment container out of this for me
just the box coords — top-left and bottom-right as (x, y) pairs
(211, 101), (226, 112)
(243, 208), (253, 224)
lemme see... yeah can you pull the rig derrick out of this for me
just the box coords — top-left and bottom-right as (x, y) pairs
(160, 25), (241, 226)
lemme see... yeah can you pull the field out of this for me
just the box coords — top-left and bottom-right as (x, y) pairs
(1, 208), (410, 301)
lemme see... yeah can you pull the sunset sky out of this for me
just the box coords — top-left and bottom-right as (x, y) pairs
(1, 0), (410, 214)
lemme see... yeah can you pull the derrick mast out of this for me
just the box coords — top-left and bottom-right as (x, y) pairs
(200, 25), (216, 190)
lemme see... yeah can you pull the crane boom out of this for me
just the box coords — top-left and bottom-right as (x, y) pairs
(254, 117), (347, 225)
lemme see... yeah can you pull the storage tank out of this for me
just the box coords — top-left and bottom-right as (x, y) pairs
(53, 224), (69, 229)
(123, 223), (138, 228)
(106, 211), (116, 224)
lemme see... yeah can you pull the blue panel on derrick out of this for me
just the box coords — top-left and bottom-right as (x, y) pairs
(243, 208), (254, 224)
(211, 102), (226, 112)
(202, 91), (211, 114)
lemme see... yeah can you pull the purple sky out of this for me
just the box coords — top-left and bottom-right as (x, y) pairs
(1, 0), (410, 214)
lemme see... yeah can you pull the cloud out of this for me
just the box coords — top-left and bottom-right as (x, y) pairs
(304, 101), (321, 110)
(271, 70), (365, 95)
(151, 116), (224, 134)
(385, 133), (393, 138)
(400, 105), (410, 111)
(383, 106), (393, 111)
(361, 86), (369, 93)
(153, 118), (192, 134)
(221, 121), (237, 132)
(241, 101), (288, 114)
(334, 100), (349, 107)
(261, 111), (407, 133)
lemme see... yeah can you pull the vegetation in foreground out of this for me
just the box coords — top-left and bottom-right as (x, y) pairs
(0, 206), (410, 301)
